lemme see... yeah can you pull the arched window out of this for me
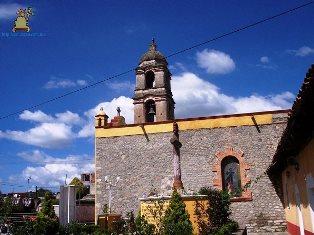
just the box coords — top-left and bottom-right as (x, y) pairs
(222, 156), (242, 197)
(145, 71), (155, 89)
(211, 147), (252, 200)
(98, 118), (102, 127)
(145, 100), (156, 122)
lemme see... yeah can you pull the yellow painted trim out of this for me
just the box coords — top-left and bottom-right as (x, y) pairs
(96, 114), (273, 138)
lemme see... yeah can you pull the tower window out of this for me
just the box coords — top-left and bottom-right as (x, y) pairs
(221, 156), (242, 197)
(145, 71), (155, 89)
(145, 100), (156, 122)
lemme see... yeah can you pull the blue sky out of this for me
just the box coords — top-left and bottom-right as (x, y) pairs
(0, 0), (313, 193)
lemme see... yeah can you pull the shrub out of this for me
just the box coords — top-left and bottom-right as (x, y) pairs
(196, 187), (238, 235)
(33, 192), (59, 235)
(135, 212), (156, 235)
(162, 190), (193, 235)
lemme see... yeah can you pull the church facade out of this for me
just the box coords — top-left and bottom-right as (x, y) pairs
(94, 41), (288, 233)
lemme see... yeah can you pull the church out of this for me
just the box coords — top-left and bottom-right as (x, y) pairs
(94, 40), (291, 233)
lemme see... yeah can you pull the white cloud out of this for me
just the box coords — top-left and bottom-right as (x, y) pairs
(108, 81), (134, 92)
(260, 56), (269, 63)
(55, 111), (81, 125)
(0, 123), (75, 148)
(196, 49), (235, 74)
(287, 46), (314, 57)
(172, 72), (293, 118)
(20, 110), (54, 123)
(44, 78), (88, 89)
(19, 110), (81, 125)
(78, 96), (133, 137)
(1, 110), (82, 148)
(18, 150), (93, 187)
(0, 3), (25, 20)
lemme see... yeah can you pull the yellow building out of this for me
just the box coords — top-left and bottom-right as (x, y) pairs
(268, 64), (314, 235)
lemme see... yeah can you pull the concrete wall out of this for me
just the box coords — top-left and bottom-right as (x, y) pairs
(59, 186), (77, 225)
(95, 111), (288, 233)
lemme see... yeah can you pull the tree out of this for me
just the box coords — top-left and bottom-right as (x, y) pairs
(69, 177), (89, 199)
(36, 188), (52, 198)
(33, 192), (59, 235)
(0, 197), (14, 224)
(162, 190), (193, 235)
(196, 187), (238, 235)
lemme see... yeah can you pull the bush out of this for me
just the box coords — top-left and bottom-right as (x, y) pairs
(135, 212), (156, 235)
(162, 190), (193, 235)
(196, 187), (238, 235)
(33, 192), (59, 235)
(213, 221), (239, 235)
(59, 222), (98, 235)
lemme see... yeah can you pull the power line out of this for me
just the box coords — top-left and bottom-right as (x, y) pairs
(0, 1), (313, 121)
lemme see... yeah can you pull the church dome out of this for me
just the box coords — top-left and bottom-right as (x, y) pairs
(139, 39), (167, 64)
(96, 107), (106, 116)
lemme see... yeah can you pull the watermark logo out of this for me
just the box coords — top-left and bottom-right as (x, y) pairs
(12, 7), (34, 32)
(1, 6), (46, 37)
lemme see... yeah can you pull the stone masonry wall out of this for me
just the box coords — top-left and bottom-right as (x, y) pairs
(95, 113), (288, 233)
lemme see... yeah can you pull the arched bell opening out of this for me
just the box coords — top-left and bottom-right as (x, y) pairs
(145, 100), (156, 123)
(145, 71), (155, 89)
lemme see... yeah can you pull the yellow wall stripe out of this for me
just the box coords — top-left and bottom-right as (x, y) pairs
(95, 114), (273, 138)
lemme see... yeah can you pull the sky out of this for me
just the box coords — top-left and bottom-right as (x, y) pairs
(0, 0), (313, 193)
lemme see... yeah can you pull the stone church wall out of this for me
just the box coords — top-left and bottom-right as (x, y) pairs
(95, 112), (288, 233)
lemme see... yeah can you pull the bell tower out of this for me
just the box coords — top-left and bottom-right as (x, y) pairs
(133, 39), (175, 124)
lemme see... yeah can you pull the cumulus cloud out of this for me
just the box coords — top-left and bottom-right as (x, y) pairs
(172, 72), (293, 118)
(0, 3), (25, 20)
(44, 77), (88, 89)
(18, 150), (93, 187)
(0, 123), (75, 148)
(196, 49), (235, 74)
(286, 46), (314, 57)
(78, 96), (134, 137)
(0, 110), (83, 148)
(20, 110), (81, 125)
(55, 111), (81, 125)
(20, 110), (54, 123)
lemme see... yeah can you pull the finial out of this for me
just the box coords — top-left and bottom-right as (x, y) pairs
(117, 107), (121, 116)
(149, 38), (157, 51)
(100, 107), (103, 111)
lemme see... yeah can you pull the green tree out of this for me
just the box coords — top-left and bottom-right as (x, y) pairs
(196, 187), (238, 235)
(162, 190), (193, 235)
(36, 187), (53, 198)
(135, 212), (156, 235)
(33, 192), (59, 235)
(0, 197), (14, 223)
(70, 177), (88, 199)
